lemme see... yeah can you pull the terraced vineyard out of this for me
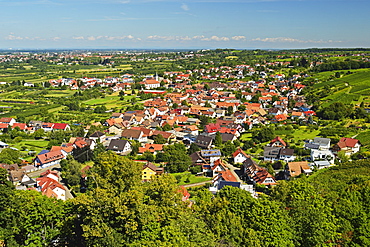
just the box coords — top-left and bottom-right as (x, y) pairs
(317, 68), (370, 107)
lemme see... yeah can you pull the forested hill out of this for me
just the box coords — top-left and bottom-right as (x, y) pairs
(0, 153), (369, 246)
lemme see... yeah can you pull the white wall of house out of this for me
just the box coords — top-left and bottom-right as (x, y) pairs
(234, 153), (247, 164)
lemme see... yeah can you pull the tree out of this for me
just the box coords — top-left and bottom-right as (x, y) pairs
(199, 115), (210, 128)
(154, 134), (166, 144)
(237, 105), (246, 111)
(163, 143), (192, 173)
(162, 123), (172, 131)
(252, 126), (275, 143)
(142, 150), (154, 162)
(0, 148), (21, 164)
(214, 131), (223, 147)
(33, 128), (45, 140)
(272, 179), (337, 246)
(60, 156), (82, 187)
(94, 105), (107, 113)
(227, 106), (234, 116)
(221, 141), (236, 157)
(188, 142), (201, 155)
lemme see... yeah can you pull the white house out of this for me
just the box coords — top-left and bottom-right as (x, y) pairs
(311, 149), (335, 164)
(36, 170), (66, 201)
(232, 148), (249, 164)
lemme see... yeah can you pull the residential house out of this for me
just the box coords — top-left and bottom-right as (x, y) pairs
(232, 148), (249, 164)
(0, 123), (9, 132)
(279, 148), (295, 162)
(310, 149), (335, 164)
(142, 162), (164, 182)
(89, 131), (106, 143)
(211, 170), (239, 191)
(332, 137), (361, 156)
(264, 146), (295, 162)
(36, 169), (66, 200)
(12, 123), (28, 131)
(107, 139), (132, 155)
(194, 135), (213, 149)
(306, 137), (331, 150)
(291, 111), (305, 120)
(204, 123), (221, 134)
(189, 151), (208, 166)
(152, 130), (176, 143)
(221, 133), (237, 143)
(200, 149), (222, 165)
(183, 125), (199, 136)
(286, 161), (312, 178)
(52, 123), (71, 131)
(34, 150), (65, 168)
(268, 136), (287, 147)
(0, 117), (16, 126)
(108, 123), (126, 135)
(210, 159), (228, 177)
(241, 158), (277, 186)
(121, 129), (146, 142)
(138, 143), (164, 155)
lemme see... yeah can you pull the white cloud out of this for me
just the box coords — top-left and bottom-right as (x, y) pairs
(231, 35), (246, 41)
(72, 35), (140, 41)
(5, 34), (47, 41)
(5, 35), (24, 40)
(146, 35), (245, 42)
(251, 37), (343, 44)
(201, 35), (230, 41)
(181, 3), (189, 11)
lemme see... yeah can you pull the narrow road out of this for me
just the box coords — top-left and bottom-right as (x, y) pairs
(223, 160), (243, 183)
(27, 164), (61, 178)
(182, 180), (212, 188)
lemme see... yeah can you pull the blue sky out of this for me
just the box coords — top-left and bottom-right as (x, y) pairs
(0, 0), (369, 49)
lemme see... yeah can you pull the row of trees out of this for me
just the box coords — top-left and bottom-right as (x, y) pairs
(2, 154), (369, 246)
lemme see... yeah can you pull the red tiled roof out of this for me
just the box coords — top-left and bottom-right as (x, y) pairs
(337, 137), (360, 148)
(0, 123), (9, 129)
(270, 136), (287, 147)
(12, 123), (27, 130)
(232, 148), (249, 158)
(36, 150), (64, 165)
(220, 170), (238, 182)
(53, 123), (69, 130)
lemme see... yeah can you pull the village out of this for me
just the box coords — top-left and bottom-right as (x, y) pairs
(0, 56), (363, 201)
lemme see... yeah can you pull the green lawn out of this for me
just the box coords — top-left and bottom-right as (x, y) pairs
(83, 94), (137, 109)
(170, 172), (212, 185)
(9, 139), (49, 162)
(10, 139), (49, 152)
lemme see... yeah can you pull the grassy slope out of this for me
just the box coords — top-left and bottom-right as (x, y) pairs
(314, 68), (370, 107)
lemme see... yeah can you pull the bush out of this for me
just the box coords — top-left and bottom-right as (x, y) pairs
(175, 175), (182, 183)
(190, 165), (202, 174)
(14, 136), (22, 143)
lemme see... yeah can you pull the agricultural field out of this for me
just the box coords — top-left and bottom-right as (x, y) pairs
(314, 68), (370, 107)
